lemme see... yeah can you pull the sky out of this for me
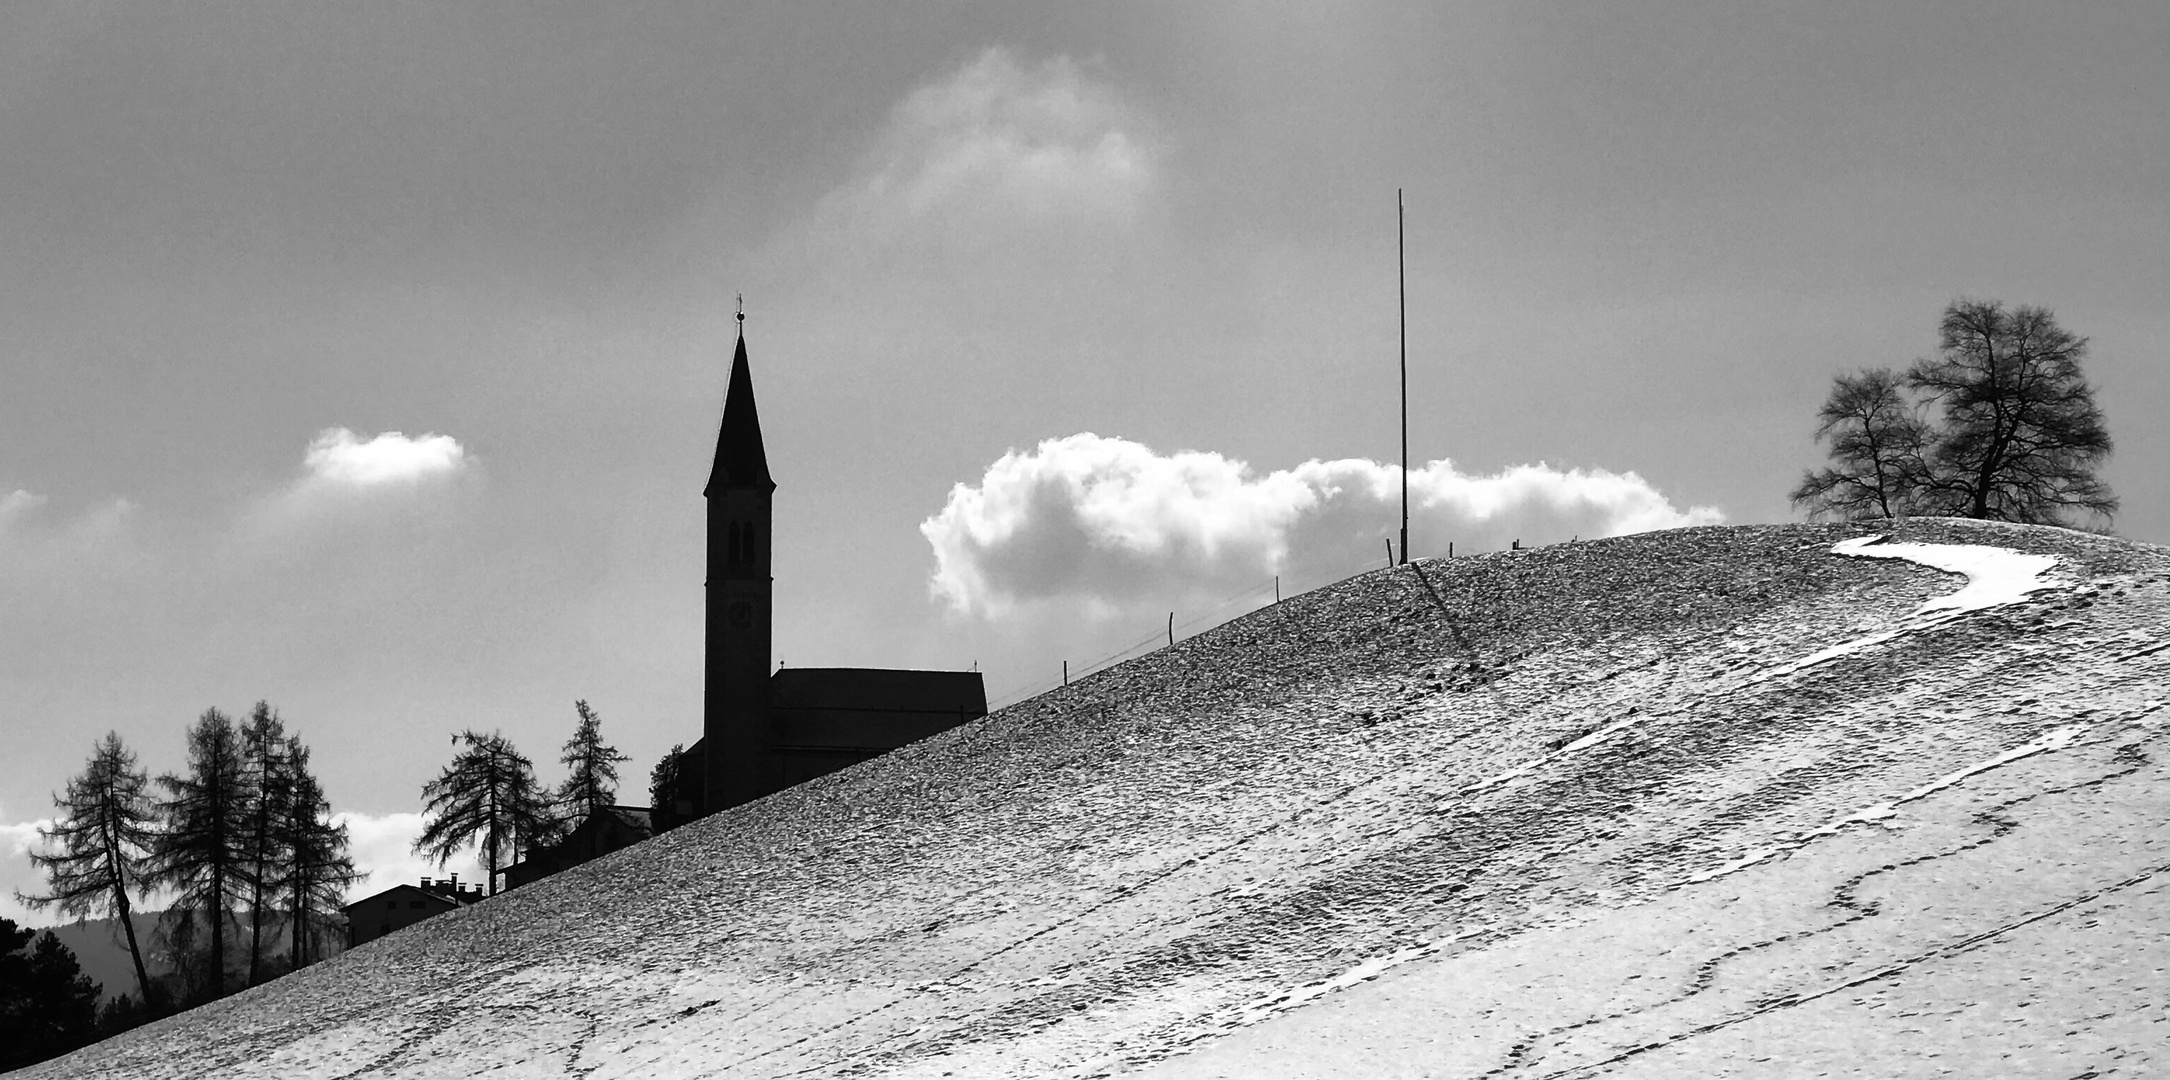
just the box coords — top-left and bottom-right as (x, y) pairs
(4, 1), (2166, 925)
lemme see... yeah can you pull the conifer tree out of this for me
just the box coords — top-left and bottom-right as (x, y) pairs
(648, 744), (687, 833)
(149, 905), (207, 1006)
(15, 732), (161, 1012)
(147, 708), (255, 1001)
(0, 918), (104, 1070)
(274, 736), (356, 968)
(414, 730), (553, 895)
(557, 700), (629, 821)
(237, 702), (291, 986)
(95, 988), (155, 1039)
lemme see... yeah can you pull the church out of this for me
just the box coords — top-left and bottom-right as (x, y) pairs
(663, 315), (987, 825)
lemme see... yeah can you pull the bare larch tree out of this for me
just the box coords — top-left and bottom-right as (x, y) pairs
(237, 702), (290, 986)
(16, 732), (163, 1012)
(413, 730), (554, 896)
(648, 743), (687, 834)
(557, 699), (629, 823)
(148, 708), (256, 1002)
(274, 736), (356, 968)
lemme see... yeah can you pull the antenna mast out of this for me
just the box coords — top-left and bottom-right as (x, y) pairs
(1398, 189), (1408, 566)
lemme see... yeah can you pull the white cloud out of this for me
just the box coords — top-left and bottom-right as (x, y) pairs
(736, 45), (1166, 345)
(0, 489), (136, 538)
(242, 427), (477, 538)
(921, 433), (1725, 618)
(0, 491), (143, 584)
(882, 47), (1151, 219)
(2, 817), (51, 859)
(302, 428), (469, 489)
(0, 489), (49, 520)
(811, 46), (1157, 252)
(1, 818), (58, 926)
(336, 811), (485, 902)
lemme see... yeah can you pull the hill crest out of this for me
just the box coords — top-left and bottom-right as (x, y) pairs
(27, 519), (2170, 1078)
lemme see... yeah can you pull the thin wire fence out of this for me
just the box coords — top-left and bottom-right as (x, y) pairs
(982, 542), (1413, 712)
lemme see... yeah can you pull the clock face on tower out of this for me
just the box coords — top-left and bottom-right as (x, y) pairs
(727, 600), (754, 631)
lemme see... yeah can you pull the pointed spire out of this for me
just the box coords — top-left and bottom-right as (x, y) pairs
(704, 323), (774, 496)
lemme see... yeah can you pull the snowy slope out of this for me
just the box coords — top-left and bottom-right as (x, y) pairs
(25, 520), (2170, 1079)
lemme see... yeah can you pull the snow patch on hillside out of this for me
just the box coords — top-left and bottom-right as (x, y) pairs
(1682, 726), (2093, 885)
(1756, 535), (2064, 682)
(1831, 534), (2062, 615)
(1452, 536), (2069, 816)
(1681, 539), (2078, 884)
(1460, 713), (1648, 797)
(1233, 929), (1485, 1027)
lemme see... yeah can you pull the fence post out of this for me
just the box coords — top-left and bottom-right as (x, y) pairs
(1167, 612), (1174, 648)
(1063, 660), (1068, 688)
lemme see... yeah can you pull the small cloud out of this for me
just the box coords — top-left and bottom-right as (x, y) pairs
(0, 491), (142, 584)
(0, 818), (58, 926)
(921, 433), (1725, 618)
(302, 428), (469, 489)
(877, 47), (1152, 221)
(808, 47), (1158, 256)
(740, 45), (1166, 342)
(0, 489), (49, 521)
(335, 811), (485, 902)
(1, 817), (51, 859)
(242, 427), (477, 538)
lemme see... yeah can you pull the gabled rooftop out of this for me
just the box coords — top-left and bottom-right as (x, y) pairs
(339, 878), (484, 915)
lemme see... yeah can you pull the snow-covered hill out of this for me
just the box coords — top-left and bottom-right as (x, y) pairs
(25, 520), (2170, 1078)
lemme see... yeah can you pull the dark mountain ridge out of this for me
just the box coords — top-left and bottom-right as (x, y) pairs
(29, 912), (164, 1004)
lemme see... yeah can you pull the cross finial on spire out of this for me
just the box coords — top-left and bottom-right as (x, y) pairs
(735, 292), (745, 338)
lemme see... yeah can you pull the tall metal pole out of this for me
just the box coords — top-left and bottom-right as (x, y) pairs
(1398, 189), (1409, 566)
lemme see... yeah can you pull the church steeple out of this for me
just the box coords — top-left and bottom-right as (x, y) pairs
(676, 304), (989, 827)
(704, 328), (774, 496)
(701, 307), (778, 818)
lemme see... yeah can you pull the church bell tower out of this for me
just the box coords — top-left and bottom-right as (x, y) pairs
(703, 312), (776, 813)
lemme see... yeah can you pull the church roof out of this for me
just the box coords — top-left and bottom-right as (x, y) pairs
(704, 333), (774, 495)
(598, 804), (653, 833)
(770, 667), (989, 716)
